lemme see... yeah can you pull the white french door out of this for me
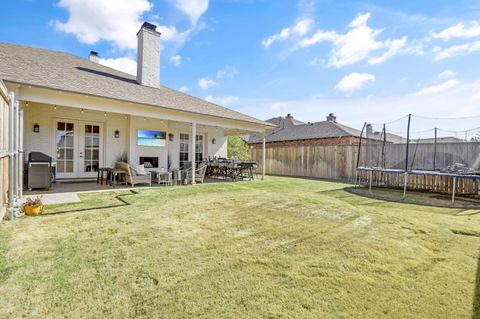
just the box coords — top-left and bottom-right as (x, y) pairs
(54, 119), (103, 179)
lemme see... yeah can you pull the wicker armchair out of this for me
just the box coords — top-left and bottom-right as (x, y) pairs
(114, 162), (152, 186)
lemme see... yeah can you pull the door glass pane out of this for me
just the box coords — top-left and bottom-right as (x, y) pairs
(65, 161), (73, 172)
(57, 161), (65, 173)
(85, 149), (92, 161)
(83, 124), (100, 173)
(56, 121), (74, 173)
(65, 132), (74, 148)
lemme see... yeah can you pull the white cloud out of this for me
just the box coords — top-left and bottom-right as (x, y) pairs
(173, 0), (209, 25)
(216, 66), (238, 79)
(434, 40), (480, 60)
(432, 22), (480, 41)
(438, 69), (457, 80)
(205, 95), (239, 106)
(297, 12), (407, 67)
(335, 73), (375, 92)
(156, 25), (191, 43)
(54, 0), (152, 50)
(368, 37), (407, 65)
(170, 54), (182, 66)
(416, 79), (460, 96)
(179, 85), (190, 92)
(262, 18), (314, 48)
(198, 77), (218, 89)
(99, 57), (137, 75)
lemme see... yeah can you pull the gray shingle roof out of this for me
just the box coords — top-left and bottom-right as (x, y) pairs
(0, 42), (271, 127)
(247, 116), (363, 144)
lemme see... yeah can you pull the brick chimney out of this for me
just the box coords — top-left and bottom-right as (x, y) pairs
(326, 113), (337, 123)
(88, 51), (99, 63)
(136, 22), (161, 88)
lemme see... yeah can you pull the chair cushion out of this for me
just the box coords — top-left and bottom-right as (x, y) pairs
(133, 164), (147, 176)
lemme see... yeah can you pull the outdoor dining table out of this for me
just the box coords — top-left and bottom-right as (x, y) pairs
(205, 159), (257, 181)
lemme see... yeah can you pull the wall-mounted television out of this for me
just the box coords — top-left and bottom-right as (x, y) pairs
(137, 130), (166, 147)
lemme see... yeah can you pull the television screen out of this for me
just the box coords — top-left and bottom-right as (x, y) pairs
(137, 130), (166, 147)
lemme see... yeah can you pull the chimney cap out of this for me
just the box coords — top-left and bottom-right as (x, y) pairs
(89, 51), (98, 56)
(286, 113), (292, 118)
(137, 22), (161, 35)
(326, 113), (337, 123)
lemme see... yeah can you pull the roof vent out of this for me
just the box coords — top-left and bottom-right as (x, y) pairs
(88, 51), (99, 63)
(326, 113), (337, 123)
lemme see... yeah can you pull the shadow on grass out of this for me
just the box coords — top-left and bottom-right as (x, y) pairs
(41, 190), (139, 216)
(473, 249), (480, 319)
(343, 186), (480, 214)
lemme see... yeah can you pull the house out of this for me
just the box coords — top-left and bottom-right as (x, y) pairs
(248, 113), (371, 148)
(0, 22), (273, 218)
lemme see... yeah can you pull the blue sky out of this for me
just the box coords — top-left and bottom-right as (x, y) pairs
(1, 0), (480, 130)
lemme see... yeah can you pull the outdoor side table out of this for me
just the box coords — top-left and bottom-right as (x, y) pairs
(110, 169), (127, 188)
(97, 167), (110, 185)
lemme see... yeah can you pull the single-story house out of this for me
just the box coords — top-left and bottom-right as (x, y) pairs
(0, 22), (273, 219)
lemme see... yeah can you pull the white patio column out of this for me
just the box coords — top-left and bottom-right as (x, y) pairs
(7, 92), (15, 219)
(18, 105), (24, 197)
(262, 131), (266, 180)
(191, 122), (196, 185)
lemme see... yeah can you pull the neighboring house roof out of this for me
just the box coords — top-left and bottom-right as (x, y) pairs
(369, 131), (407, 144)
(417, 137), (465, 143)
(247, 115), (364, 144)
(0, 42), (271, 127)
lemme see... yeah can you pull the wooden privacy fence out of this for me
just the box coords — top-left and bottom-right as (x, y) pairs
(251, 142), (480, 182)
(0, 80), (10, 220)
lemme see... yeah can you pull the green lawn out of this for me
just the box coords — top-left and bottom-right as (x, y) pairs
(1, 176), (480, 318)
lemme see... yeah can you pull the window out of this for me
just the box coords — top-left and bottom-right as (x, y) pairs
(179, 133), (189, 168)
(195, 135), (204, 163)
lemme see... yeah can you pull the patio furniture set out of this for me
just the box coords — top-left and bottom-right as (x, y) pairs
(96, 161), (210, 187)
(205, 158), (257, 181)
(97, 159), (258, 188)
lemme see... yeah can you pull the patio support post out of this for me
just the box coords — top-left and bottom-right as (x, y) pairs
(262, 131), (266, 180)
(191, 122), (196, 185)
(7, 92), (15, 219)
(18, 105), (24, 198)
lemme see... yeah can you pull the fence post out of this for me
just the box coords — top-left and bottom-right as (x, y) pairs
(405, 114), (412, 172)
(262, 131), (266, 180)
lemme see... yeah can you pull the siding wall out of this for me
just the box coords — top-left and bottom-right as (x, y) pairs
(24, 102), (229, 173)
(0, 81), (9, 220)
(252, 142), (480, 181)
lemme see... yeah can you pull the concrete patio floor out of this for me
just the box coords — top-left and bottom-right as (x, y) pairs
(22, 178), (248, 204)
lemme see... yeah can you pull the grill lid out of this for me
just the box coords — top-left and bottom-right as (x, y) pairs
(28, 152), (52, 163)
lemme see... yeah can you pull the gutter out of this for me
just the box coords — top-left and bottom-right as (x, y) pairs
(5, 81), (276, 130)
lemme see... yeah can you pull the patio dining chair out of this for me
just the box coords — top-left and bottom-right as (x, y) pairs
(185, 164), (208, 184)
